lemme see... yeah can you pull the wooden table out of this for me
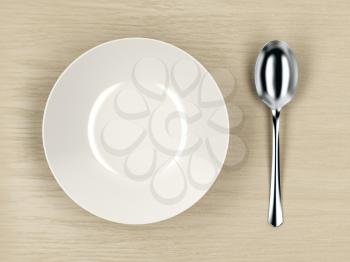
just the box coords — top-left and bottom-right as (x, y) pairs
(1, 0), (350, 261)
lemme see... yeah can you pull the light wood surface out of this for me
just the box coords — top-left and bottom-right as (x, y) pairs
(1, 0), (350, 261)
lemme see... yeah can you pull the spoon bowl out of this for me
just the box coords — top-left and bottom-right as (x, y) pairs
(255, 40), (298, 110)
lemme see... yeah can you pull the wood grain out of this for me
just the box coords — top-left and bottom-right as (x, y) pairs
(1, 0), (350, 261)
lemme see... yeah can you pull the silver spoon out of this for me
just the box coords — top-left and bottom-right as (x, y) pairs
(254, 40), (298, 227)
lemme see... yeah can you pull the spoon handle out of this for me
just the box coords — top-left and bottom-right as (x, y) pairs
(268, 109), (283, 227)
